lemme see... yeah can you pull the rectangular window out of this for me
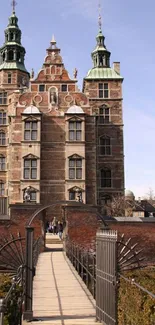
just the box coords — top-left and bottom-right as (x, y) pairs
(69, 158), (82, 179)
(24, 121), (38, 141)
(0, 112), (6, 125)
(69, 121), (82, 141)
(8, 73), (12, 84)
(30, 192), (36, 201)
(0, 182), (4, 196)
(69, 192), (76, 200)
(99, 83), (103, 98)
(99, 107), (110, 124)
(99, 83), (109, 98)
(0, 93), (7, 105)
(24, 159), (37, 179)
(0, 157), (5, 171)
(101, 170), (111, 188)
(61, 84), (67, 92)
(100, 138), (111, 155)
(39, 84), (45, 92)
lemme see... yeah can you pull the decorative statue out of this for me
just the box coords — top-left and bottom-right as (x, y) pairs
(50, 88), (57, 105)
(30, 68), (34, 79)
(24, 186), (31, 202)
(76, 192), (83, 203)
(73, 68), (78, 79)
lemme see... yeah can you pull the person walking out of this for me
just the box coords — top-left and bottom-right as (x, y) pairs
(58, 221), (63, 240)
(52, 217), (57, 235)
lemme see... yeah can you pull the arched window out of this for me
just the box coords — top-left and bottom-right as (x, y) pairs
(0, 156), (6, 171)
(17, 52), (21, 61)
(101, 169), (111, 188)
(8, 50), (14, 61)
(10, 32), (14, 41)
(24, 158), (37, 179)
(100, 136), (111, 155)
(99, 106), (110, 124)
(0, 132), (6, 146)
(0, 181), (4, 196)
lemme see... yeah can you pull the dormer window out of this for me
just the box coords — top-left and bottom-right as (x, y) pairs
(39, 84), (45, 92)
(61, 84), (67, 92)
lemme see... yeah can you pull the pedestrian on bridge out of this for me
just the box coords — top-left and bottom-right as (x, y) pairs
(58, 221), (63, 240)
(52, 217), (58, 235)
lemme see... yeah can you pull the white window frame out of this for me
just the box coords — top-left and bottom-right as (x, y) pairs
(98, 82), (109, 99)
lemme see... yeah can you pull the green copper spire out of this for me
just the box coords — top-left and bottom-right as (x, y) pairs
(0, 3), (28, 73)
(91, 27), (111, 68)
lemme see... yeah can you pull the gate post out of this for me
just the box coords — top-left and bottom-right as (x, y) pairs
(96, 229), (118, 325)
(23, 227), (34, 321)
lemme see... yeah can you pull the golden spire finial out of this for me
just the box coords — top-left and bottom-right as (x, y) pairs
(98, 1), (102, 30)
(11, 0), (17, 13)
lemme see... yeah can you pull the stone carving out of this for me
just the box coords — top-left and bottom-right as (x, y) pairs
(30, 68), (34, 79)
(24, 186), (31, 202)
(73, 68), (78, 79)
(48, 87), (58, 112)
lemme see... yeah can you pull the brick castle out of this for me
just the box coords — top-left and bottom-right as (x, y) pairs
(0, 6), (124, 222)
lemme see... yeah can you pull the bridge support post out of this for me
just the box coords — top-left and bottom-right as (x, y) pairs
(23, 227), (34, 321)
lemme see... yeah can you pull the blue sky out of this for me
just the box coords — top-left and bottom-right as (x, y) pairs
(1, 0), (155, 198)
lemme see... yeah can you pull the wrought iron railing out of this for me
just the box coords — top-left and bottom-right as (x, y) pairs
(65, 240), (96, 299)
(0, 234), (43, 325)
(33, 236), (43, 268)
(65, 238), (155, 325)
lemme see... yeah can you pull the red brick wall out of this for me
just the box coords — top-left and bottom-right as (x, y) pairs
(65, 207), (101, 250)
(110, 222), (155, 264)
(0, 205), (44, 240)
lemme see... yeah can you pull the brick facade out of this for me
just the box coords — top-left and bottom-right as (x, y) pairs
(0, 9), (124, 232)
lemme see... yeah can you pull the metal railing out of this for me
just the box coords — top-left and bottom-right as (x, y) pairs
(65, 238), (155, 325)
(0, 234), (43, 325)
(65, 240), (96, 299)
(33, 236), (43, 268)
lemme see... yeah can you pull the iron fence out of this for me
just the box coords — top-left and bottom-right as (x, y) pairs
(65, 232), (155, 325)
(65, 240), (96, 299)
(0, 233), (43, 325)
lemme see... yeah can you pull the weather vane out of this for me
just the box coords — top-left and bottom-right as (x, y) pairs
(11, 0), (17, 13)
(98, 1), (102, 30)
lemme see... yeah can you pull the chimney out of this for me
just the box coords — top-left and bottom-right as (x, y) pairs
(138, 197), (141, 203)
(113, 62), (120, 74)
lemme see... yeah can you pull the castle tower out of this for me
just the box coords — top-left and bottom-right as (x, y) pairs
(0, 4), (29, 89)
(83, 21), (124, 209)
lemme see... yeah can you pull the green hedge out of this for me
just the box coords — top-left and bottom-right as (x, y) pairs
(118, 269), (155, 325)
(0, 274), (23, 325)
